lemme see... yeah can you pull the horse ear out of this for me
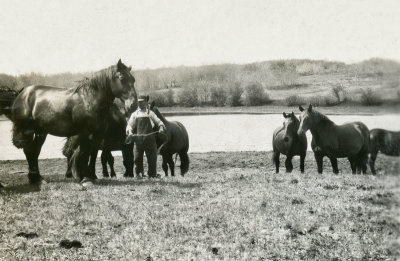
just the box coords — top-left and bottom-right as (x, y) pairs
(291, 112), (295, 117)
(146, 95), (149, 102)
(308, 104), (312, 112)
(283, 112), (287, 118)
(128, 66), (132, 71)
(299, 105), (304, 112)
(150, 101), (155, 109)
(117, 59), (123, 69)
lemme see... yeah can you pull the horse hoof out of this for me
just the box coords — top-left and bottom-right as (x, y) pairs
(81, 178), (94, 187)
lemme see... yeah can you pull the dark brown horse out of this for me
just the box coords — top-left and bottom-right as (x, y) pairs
(298, 104), (370, 174)
(273, 112), (307, 173)
(149, 102), (189, 176)
(3, 60), (136, 184)
(62, 102), (135, 178)
(369, 128), (400, 174)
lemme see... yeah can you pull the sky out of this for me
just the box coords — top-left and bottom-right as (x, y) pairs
(0, 0), (399, 75)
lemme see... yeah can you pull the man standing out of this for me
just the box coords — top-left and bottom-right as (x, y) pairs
(126, 95), (166, 178)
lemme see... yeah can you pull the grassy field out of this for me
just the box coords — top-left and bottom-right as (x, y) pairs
(0, 152), (399, 260)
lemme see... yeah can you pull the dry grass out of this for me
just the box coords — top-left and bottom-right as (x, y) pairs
(0, 152), (399, 260)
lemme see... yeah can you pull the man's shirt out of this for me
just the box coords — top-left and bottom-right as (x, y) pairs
(126, 107), (165, 134)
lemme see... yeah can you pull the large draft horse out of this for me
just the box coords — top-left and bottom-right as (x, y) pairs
(297, 104), (370, 174)
(150, 102), (189, 176)
(369, 128), (400, 174)
(272, 112), (307, 173)
(4, 60), (136, 184)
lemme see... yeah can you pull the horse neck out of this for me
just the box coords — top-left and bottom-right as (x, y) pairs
(154, 108), (168, 124)
(78, 72), (115, 111)
(309, 113), (335, 140)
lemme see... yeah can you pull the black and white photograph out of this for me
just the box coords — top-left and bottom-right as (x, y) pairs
(0, 0), (399, 260)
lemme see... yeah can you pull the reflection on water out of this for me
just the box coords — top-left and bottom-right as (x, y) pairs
(1, 114), (400, 160)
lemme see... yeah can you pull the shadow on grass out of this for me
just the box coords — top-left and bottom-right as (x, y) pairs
(93, 177), (202, 189)
(1, 183), (41, 194)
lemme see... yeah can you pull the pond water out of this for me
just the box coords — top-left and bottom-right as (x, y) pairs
(1, 113), (400, 160)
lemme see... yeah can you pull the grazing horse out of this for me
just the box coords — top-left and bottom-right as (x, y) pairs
(297, 104), (370, 174)
(62, 102), (136, 178)
(272, 112), (307, 173)
(4, 59), (136, 184)
(149, 102), (189, 176)
(369, 128), (400, 174)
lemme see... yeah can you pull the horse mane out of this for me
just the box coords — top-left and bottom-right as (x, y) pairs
(313, 110), (334, 127)
(152, 106), (167, 124)
(72, 66), (116, 95)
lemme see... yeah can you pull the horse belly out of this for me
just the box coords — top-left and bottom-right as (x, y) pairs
(32, 96), (78, 136)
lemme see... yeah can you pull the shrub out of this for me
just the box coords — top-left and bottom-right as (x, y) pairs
(148, 89), (175, 107)
(360, 88), (382, 106)
(331, 84), (346, 103)
(210, 86), (226, 107)
(241, 83), (271, 106)
(285, 95), (304, 106)
(226, 83), (243, 106)
(164, 89), (175, 106)
(177, 87), (198, 107)
(306, 95), (338, 107)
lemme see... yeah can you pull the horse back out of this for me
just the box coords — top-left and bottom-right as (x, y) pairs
(370, 128), (400, 156)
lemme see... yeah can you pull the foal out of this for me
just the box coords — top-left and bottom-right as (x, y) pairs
(150, 102), (190, 176)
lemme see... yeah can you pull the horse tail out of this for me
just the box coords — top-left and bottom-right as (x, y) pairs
(62, 136), (80, 159)
(0, 87), (20, 119)
(179, 151), (189, 175)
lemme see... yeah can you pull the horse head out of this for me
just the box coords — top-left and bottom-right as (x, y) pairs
(282, 112), (300, 145)
(297, 104), (314, 135)
(111, 59), (136, 101)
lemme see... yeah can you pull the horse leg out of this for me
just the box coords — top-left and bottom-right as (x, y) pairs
(300, 153), (306, 173)
(358, 148), (369, 175)
(108, 152), (116, 178)
(71, 136), (91, 182)
(161, 155), (169, 176)
(86, 136), (102, 180)
(285, 155), (293, 173)
(101, 150), (109, 177)
(23, 132), (47, 184)
(369, 152), (377, 175)
(122, 144), (134, 177)
(329, 157), (339, 174)
(167, 153), (175, 177)
(314, 152), (323, 174)
(12, 123), (34, 149)
(348, 156), (357, 174)
(87, 148), (99, 180)
(273, 150), (280, 173)
(65, 154), (73, 178)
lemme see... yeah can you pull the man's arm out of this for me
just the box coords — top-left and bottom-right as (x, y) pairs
(126, 112), (136, 135)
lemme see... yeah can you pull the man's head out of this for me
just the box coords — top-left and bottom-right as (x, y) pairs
(138, 95), (148, 110)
